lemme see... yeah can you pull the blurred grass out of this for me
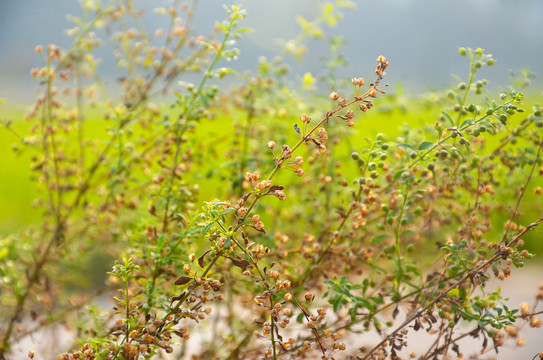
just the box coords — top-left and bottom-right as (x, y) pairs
(1, 92), (542, 257)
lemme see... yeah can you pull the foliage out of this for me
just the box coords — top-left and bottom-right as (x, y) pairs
(1, 1), (542, 360)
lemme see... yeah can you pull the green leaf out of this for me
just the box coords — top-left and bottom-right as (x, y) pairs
(234, 27), (254, 33)
(448, 288), (460, 297)
(418, 141), (434, 150)
(441, 111), (454, 127)
(400, 229), (416, 237)
(460, 118), (475, 128)
(371, 235), (390, 244)
(219, 208), (235, 216)
(215, 21), (227, 33)
(398, 143), (416, 151)
(157, 235), (165, 250)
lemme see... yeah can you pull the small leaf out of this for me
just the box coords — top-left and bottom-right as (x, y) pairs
(234, 27), (254, 33)
(228, 257), (251, 270)
(400, 229), (417, 237)
(418, 141), (434, 150)
(264, 185), (284, 196)
(442, 111), (455, 127)
(371, 234), (390, 244)
(198, 250), (211, 268)
(398, 143), (416, 150)
(219, 208), (236, 216)
(174, 276), (192, 286)
(447, 288), (460, 297)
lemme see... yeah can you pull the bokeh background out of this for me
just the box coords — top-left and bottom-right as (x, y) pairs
(0, 0), (542, 104)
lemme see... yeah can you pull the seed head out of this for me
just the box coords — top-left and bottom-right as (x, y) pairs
(300, 113), (311, 123)
(520, 302), (530, 315)
(352, 77), (365, 86)
(329, 91), (339, 100)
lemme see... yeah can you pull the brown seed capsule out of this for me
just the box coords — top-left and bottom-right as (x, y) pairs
(530, 317), (542, 328)
(520, 302), (530, 315)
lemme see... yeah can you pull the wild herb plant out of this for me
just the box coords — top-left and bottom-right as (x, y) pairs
(1, 2), (542, 360)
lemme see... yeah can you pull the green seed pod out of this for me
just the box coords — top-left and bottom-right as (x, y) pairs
(370, 171), (379, 179)
(409, 151), (418, 159)
(351, 152), (360, 160)
(427, 163), (435, 171)
(466, 104), (477, 113)
(458, 82), (467, 90)
(381, 143), (389, 150)
(486, 108), (494, 115)
(458, 47), (467, 56)
(376, 133), (386, 141)
(380, 153), (388, 160)
(486, 58), (495, 66)
(368, 162), (377, 171)
(381, 204), (389, 212)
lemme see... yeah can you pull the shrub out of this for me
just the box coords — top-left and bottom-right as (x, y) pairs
(1, 2), (542, 360)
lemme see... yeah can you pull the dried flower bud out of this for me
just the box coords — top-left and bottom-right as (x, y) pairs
(294, 156), (304, 165)
(275, 191), (287, 201)
(505, 325), (518, 337)
(255, 221), (265, 230)
(520, 302), (530, 315)
(252, 214), (261, 223)
(352, 77), (365, 86)
(329, 91), (339, 100)
(338, 97), (346, 107)
(318, 127), (328, 142)
(530, 317), (542, 328)
(284, 293), (292, 301)
(237, 207), (247, 217)
(296, 169), (305, 177)
(300, 113), (311, 123)
(318, 144), (327, 154)
(267, 140), (276, 149)
(282, 144), (292, 159)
